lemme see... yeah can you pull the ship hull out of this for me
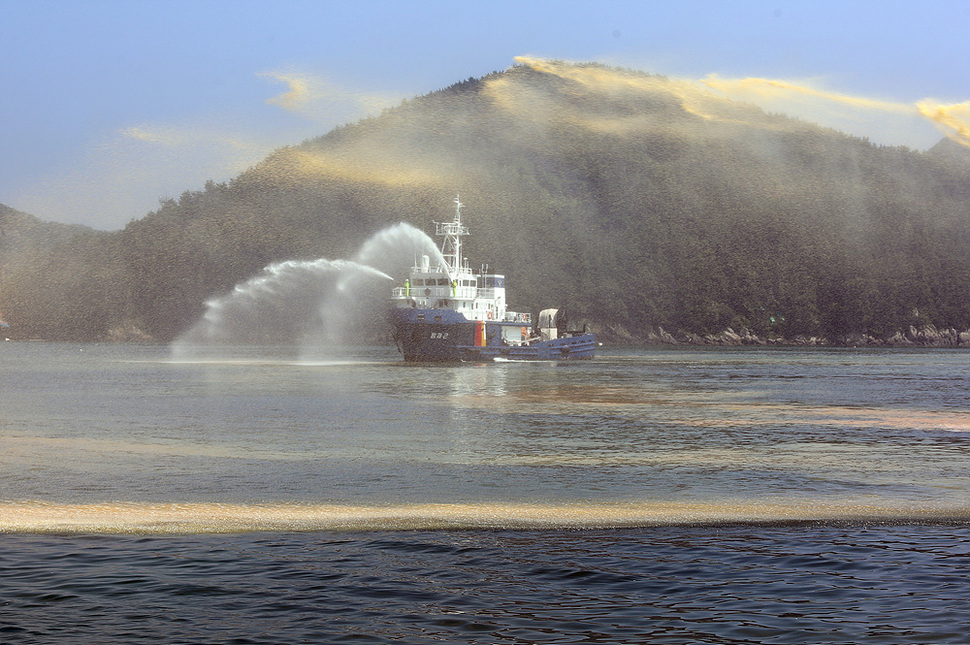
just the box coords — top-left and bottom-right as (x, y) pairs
(389, 308), (596, 362)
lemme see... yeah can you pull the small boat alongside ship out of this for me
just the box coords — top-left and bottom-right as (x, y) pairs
(389, 197), (596, 362)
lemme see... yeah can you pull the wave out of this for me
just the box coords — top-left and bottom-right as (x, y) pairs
(3, 500), (969, 534)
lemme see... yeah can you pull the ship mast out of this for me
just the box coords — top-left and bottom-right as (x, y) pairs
(436, 195), (469, 276)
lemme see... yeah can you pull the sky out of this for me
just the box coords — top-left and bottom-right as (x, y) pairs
(2, 0), (969, 230)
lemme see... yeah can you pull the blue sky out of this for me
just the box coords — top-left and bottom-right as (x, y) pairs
(2, 0), (969, 229)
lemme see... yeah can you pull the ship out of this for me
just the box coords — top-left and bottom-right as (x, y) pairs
(389, 197), (597, 362)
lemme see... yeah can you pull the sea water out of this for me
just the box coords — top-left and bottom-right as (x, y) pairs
(2, 343), (969, 643)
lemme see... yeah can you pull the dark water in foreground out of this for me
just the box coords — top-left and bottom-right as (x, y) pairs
(4, 525), (969, 644)
(2, 343), (970, 642)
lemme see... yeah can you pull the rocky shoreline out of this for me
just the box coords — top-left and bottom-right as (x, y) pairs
(600, 324), (970, 348)
(15, 321), (970, 348)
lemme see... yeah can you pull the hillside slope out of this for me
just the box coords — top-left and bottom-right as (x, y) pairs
(3, 60), (970, 343)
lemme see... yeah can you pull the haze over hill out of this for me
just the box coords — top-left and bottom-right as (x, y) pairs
(2, 60), (970, 345)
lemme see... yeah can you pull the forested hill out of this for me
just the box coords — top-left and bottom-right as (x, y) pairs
(3, 60), (970, 343)
(0, 204), (98, 268)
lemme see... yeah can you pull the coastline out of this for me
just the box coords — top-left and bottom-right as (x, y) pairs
(6, 322), (970, 348)
(598, 323), (970, 348)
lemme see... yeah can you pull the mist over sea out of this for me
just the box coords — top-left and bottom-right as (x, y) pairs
(3, 343), (969, 642)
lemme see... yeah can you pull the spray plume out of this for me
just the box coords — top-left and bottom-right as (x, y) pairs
(172, 222), (442, 358)
(702, 75), (915, 114)
(511, 57), (969, 149)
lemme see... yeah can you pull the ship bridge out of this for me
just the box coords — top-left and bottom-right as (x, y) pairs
(391, 197), (530, 325)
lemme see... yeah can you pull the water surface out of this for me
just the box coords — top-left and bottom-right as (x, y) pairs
(2, 343), (969, 643)
(2, 343), (968, 530)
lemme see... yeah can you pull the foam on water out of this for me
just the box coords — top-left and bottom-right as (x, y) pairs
(3, 500), (969, 534)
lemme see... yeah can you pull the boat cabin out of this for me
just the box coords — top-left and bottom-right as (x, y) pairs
(391, 198), (530, 326)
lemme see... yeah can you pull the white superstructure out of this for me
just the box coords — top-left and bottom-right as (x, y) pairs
(391, 196), (531, 325)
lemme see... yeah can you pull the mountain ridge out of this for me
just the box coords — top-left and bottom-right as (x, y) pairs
(2, 60), (970, 343)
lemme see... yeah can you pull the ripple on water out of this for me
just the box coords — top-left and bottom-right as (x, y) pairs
(6, 525), (968, 644)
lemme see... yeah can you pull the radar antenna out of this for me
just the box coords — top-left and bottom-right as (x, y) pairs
(436, 194), (469, 276)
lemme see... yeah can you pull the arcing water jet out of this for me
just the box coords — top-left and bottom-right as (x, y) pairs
(171, 222), (442, 357)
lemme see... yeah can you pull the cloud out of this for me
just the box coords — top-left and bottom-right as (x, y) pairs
(258, 70), (402, 123)
(9, 70), (405, 229)
(10, 121), (281, 229)
(916, 100), (970, 148)
(119, 125), (189, 146)
(261, 72), (316, 113)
